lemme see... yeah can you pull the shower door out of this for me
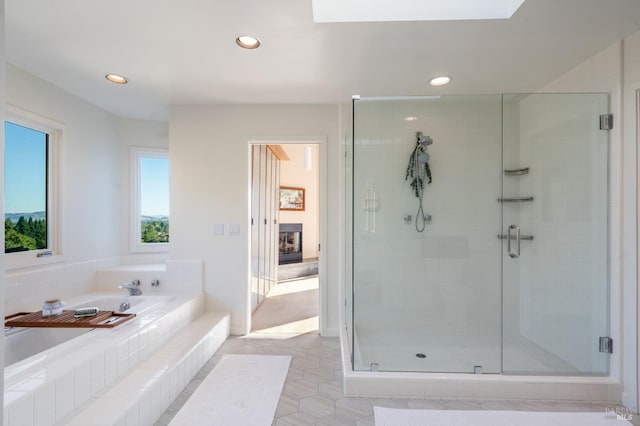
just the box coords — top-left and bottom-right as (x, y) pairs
(501, 93), (609, 374)
(352, 96), (503, 373)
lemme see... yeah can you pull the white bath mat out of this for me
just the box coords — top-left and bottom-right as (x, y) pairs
(169, 354), (291, 426)
(374, 407), (633, 426)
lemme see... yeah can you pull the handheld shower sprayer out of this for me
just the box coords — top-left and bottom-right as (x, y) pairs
(416, 131), (433, 148)
(405, 131), (434, 232)
(417, 152), (430, 164)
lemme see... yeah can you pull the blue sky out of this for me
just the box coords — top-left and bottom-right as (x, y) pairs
(141, 156), (170, 216)
(4, 122), (47, 214)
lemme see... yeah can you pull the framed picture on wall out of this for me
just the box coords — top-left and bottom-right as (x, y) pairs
(279, 186), (305, 211)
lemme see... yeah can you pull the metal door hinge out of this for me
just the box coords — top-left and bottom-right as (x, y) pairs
(600, 114), (613, 130)
(599, 337), (613, 353)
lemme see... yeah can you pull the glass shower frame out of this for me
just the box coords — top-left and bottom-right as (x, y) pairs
(350, 93), (610, 376)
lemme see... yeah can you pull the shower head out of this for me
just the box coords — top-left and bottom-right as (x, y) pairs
(416, 131), (433, 147)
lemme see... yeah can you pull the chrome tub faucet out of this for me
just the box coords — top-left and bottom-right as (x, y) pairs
(119, 279), (142, 296)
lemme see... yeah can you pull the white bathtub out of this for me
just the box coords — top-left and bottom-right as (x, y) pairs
(5, 295), (172, 367)
(4, 292), (205, 424)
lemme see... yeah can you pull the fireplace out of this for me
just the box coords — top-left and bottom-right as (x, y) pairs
(279, 223), (302, 264)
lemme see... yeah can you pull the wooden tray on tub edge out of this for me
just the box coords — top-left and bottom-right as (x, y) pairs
(5, 310), (136, 328)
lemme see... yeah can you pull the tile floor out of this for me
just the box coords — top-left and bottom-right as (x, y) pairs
(156, 277), (639, 426)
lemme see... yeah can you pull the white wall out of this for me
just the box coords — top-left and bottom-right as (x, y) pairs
(169, 105), (341, 335)
(622, 30), (640, 415)
(117, 117), (169, 262)
(4, 65), (122, 312)
(4, 65), (169, 314)
(279, 144), (320, 260)
(539, 32), (640, 411)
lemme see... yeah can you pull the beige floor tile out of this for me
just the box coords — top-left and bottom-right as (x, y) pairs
(282, 380), (319, 400)
(274, 411), (317, 426)
(319, 381), (347, 400)
(371, 398), (410, 409)
(317, 413), (364, 426)
(441, 399), (485, 410)
(274, 394), (299, 418)
(407, 399), (446, 410)
(335, 397), (374, 418)
(298, 395), (336, 417)
(355, 416), (375, 426)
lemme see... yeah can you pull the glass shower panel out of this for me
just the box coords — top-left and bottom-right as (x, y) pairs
(501, 93), (609, 374)
(352, 96), (502, 373)
(345, 116), (354, 359)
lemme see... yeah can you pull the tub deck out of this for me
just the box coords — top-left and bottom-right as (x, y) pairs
(4, 291), (216, 426)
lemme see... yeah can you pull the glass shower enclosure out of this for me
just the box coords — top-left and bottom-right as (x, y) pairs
(351, 93), (609, 375)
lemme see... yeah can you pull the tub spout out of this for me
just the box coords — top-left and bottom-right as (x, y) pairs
(119, 280), (142, 296)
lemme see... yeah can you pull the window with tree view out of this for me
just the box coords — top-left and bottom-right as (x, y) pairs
(4, 122), (48, 253)
(138, 152), (169, 245)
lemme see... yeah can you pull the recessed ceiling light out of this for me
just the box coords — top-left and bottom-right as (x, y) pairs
(430, 76), (451, 86)
(236, 35), (261, 49)
(105, 73), (129, 84)
(404, 116), (418, 122)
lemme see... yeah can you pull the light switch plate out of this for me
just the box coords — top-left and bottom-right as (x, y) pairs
(229, 224), (241, 236)
(213, 224), (224, 236)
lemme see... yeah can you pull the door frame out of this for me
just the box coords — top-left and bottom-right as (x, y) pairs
(247, 137), (327, 335)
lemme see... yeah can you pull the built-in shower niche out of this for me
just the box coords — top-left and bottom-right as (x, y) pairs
(350, 93), (609, 379)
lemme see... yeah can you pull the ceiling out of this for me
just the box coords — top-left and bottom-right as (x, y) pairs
(6, 0), (640, 121)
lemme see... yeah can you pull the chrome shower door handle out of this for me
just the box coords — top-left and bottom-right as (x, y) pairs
(507, 224), (520, 258)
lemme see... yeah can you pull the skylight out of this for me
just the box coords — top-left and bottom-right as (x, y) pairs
(312, 0), (526, 23)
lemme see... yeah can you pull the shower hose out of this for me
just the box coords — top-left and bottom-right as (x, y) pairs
(415, 150), (427, 233)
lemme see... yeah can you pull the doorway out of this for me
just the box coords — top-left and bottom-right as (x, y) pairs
(249, 142), (322, 335)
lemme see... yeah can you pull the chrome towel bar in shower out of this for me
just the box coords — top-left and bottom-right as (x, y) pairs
(497, 234), (534, 241)
(497, 197), (534, 202)
(504, 167), (529, 176)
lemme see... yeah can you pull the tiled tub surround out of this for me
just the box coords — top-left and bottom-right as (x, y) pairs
(5, 259), (201, 317)
(5, 295), (174, 366)
(61, 311), (230, 425)
(4, 292), (207, 425)
(341, 332), (622, 404)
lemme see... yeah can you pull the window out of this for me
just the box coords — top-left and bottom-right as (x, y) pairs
(4, 106), (61, 267)
(131, 147), (169, 252)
